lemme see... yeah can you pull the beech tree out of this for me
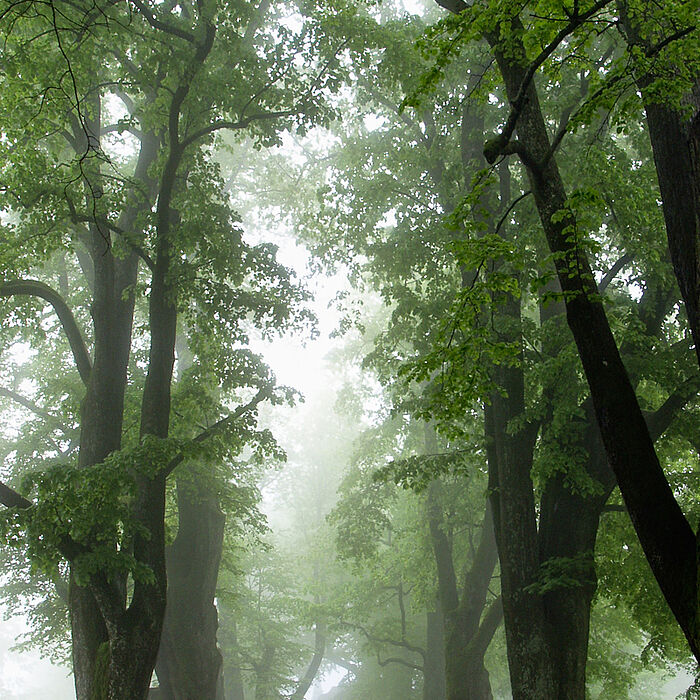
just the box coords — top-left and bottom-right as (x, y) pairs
(0, 0), (340, 696)
(426, 0), (700, 690)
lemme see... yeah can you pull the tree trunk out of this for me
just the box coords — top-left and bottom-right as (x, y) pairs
(70, 91), (142, 699)
(290, 621), (326, 700)
(486, 364), (554, 700)
(155, 479), (226, 699)
(423, 605), (447, 700)
(618, 6), (700, 366)
(426, 473), (500, 700)
(481, 11), (700, 664)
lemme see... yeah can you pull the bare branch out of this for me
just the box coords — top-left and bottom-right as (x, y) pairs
(180, 110), (297, 150)
(0, 386), (73, 434)
(376, 654), (423, 672)
(340, 620), (426, 662)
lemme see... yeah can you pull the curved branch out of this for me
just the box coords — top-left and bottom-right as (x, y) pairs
(180, 109), (297, 150)
(0, 279), (91, 386)
(645, 375), (700, 441)
(376, 654), (423, 672)
(290, 621), (326, 700)
(340, 620), (426, 662)
(129, 0), (196, 42)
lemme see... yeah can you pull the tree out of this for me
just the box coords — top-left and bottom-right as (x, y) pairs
(0, 0), (339, 696)
(429, 0), (700, 680)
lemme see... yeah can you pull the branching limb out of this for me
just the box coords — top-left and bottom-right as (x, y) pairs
(487, 0), (613, 150)
(129, 0), (196, 42)
(163, 387), (271, 477)
(0, 386), (73, 434)
(180, 110), (297, 150)
(0, 279), (91, 386)
(376, 654), (423, 672)
(340, 620), (426, 662)
(645, 376), (700, 441)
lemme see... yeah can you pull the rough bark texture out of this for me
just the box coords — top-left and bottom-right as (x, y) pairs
(487, 359), (554, 700)
(427, 5), (698, 695)
(155, 481), (226, 700)
(618, 6), (700, 366)
(69, 90), (143, 700)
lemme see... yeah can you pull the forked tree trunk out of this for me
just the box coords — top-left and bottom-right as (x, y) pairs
(479, 10), (700, 668)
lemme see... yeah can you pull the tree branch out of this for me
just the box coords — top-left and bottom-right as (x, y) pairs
(486, 0), (613, 154)
(163, 387), (271, 477)
(645, 376), (700, 441)
(376, 654), (423, 672)
(179, 110), (298, 150)
(0, 386), (73, 434)
(599, 253), (633, 292)
(0, 279), (92, 386)
(341, 620), (426, 661)
(0, 481), (33, 510)
(467, 596), (503, 659)
(129, 0), (196, 42)
(290, 621), (326, 700)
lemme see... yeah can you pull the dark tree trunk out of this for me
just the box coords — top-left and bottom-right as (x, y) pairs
(290, 621), (326, 700)
(155, 480), (226, 700)
(423, 604), (447, 700)
(486, 364), (554, 700)
(70, 90), (143, 700)
(426, 473), (500, 700)
(479, 11), (700, 665)
(618, 6), (700, 366)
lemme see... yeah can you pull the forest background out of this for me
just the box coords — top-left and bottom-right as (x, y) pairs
(0, 0), (699, 698)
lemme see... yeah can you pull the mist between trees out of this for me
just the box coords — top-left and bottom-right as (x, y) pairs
(0, 0), (699, 698)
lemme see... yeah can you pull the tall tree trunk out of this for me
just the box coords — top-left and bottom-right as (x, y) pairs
(478, 10), (700, 665)
(155, 480), (226, 699)
(426, 471), (500, 700)
(486, 358), (554, 699)
(423, 604), (447, 700)
(618, 6), (700, 365)
(70, 90), (142, 699)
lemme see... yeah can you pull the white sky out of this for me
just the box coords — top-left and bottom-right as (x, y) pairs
(0, 610), (73, 699)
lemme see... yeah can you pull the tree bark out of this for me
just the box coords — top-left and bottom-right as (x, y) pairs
(480, 11), (700, 665)
(426, 473), (500, 700)
(423, 604), (447, 700)
(155, 480), (226, 699)
(617, 6), (700, 366)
